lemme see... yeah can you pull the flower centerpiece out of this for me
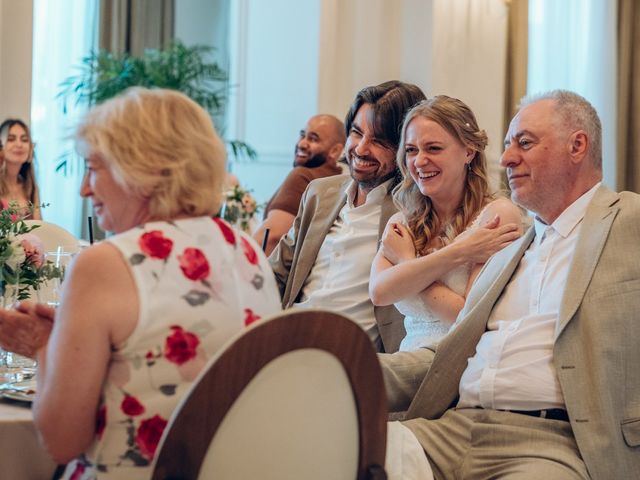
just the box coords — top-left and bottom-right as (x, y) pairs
(0, 203), (57, 302)
(222, 174), (260, 233)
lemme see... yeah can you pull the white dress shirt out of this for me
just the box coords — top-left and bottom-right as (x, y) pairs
(294, 179), (392, 346)
(458, 183), (601, 410)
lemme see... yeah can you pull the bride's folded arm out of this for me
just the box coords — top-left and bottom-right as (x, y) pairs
(370, 215), (469, 306)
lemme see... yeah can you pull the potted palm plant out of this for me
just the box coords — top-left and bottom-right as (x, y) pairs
(58, 40), (255, 171)
(58, 41), (260, 231)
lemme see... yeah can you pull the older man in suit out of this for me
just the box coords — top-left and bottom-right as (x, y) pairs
(382, 90), (640, 479)
(269, 81), (426, 353)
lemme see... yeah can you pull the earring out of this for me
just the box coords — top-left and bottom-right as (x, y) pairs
(467, 163), (471, 171)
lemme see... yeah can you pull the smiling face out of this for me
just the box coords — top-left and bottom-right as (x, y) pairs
(80, 154), (150, 233)
(345, 103), (397, 193)
(2, 124), (32, 166)
(294, 115), (343, 168)
(404, 116), (473, 215)
(501, 99), (576, 223)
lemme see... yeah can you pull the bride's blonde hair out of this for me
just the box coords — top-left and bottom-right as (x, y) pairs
(393, 96), (493, 255)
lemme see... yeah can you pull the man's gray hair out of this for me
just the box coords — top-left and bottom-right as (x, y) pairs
(520, 90), (602, 170)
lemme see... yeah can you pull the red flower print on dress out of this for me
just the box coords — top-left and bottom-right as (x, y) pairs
(244, 308), (261, 327)
(164, 325), (200, 365)
(95, 405), (107, 439)
(177, 247), (211, 281)
(121, 394), (146, 416)
(138, 230), (174, 259)
(69, 462), (86, 480)
(135, 414), (168, 460)
(214, 217), (236, 245)
(240, 236), (259, 265)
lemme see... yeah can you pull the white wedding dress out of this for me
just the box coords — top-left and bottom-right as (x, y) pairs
(395, 211), (487, 352)
(396, 263), (470, 351)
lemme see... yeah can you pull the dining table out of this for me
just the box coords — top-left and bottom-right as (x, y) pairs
(0, 398), (57, 479)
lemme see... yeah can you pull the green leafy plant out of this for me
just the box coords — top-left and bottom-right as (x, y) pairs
(57, 41), (255, 173)
(0, 203), (61, 300)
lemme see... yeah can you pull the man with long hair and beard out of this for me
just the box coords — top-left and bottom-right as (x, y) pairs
(269, 81), (426, 353)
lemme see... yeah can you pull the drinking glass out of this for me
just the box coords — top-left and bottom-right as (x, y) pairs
(42, 246), (75, 307)
(0, 282), (37, 382)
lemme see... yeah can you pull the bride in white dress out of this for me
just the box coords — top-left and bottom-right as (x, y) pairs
(370, 96), (524, 351)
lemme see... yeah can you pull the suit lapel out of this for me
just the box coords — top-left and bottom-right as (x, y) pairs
(288, 180), (348, 303)
(556, 187), (620, 337)
(378, 185), (397, 239)
(407, 227), (536, 419)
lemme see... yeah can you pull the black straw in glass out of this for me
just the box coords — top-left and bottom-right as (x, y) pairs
(261, 228), (270, 252)
(88, 216), (94, 244)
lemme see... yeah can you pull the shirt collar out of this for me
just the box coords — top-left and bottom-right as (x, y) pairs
(533, 182), (601, 239)
(345, 178), (394, 207)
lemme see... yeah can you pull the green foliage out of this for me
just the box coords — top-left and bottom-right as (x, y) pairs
(0, 203), (62, 300)
(57, 40), (256, 169)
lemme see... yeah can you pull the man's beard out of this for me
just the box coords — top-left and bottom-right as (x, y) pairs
(293, 151), (327, 168)
(349, 164), (400, 192)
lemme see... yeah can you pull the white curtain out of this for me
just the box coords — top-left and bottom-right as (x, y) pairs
(528, 0), (617, 188)
(430, 0), (509, 191)
(30, 0), (98, 237)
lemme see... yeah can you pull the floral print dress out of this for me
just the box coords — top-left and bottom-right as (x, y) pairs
(63, 217), (281, 480)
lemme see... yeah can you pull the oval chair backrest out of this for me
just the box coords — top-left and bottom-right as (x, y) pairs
(23, 220), (80, 254)
(151, 309), (387, 480)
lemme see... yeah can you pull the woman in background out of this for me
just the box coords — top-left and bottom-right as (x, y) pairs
(0, 88), (281, 479)
(0, 118), (41, 219)
(370, 96), (523, 351)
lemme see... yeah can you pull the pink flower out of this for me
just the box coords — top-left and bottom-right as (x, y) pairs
(241, 193), (257, 214)
(17, 233), (44, 268)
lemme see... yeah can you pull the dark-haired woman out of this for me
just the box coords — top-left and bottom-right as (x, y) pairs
(0, 119), (41, 219)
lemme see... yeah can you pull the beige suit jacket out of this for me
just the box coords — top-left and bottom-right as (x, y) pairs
(269, 174), (406, 353)
(384, 186), (640, 479)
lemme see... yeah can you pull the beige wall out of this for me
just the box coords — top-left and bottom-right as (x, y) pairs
(431, 0), (508, 189)
(316, 0), (506, 188)
(0, 0), (33, 122)
(317, 0), (433, 118)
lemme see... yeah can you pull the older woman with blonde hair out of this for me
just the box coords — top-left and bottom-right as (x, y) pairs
(370, 95), (523, 351)
(0, 118), (42, 219)
(0, 88), (281, 479)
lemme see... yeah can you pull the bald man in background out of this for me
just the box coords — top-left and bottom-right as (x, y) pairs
(254, 114), (345, 254)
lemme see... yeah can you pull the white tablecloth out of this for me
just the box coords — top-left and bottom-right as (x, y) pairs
(0, 400), (57, 479)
